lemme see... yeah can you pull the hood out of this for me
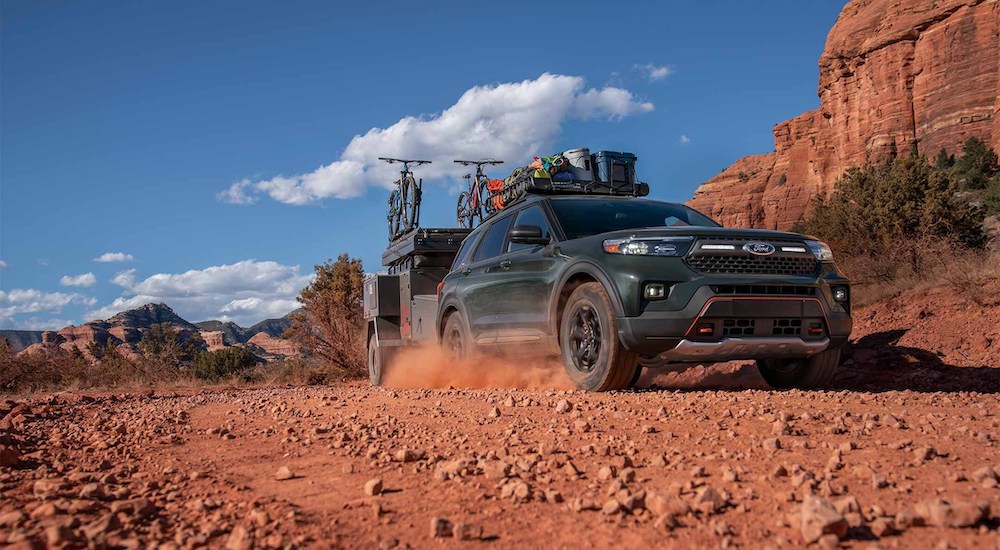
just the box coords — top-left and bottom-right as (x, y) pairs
(588, 226), (810, 242)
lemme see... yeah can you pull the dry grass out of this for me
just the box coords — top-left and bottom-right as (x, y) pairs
(0, 345), (355, 398)
(839, 238), (1000, 307)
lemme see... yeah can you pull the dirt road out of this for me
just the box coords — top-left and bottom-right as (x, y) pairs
(2, 368), (998, 549)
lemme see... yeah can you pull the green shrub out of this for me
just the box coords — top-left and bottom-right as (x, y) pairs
(795, 155), (986, 257)
(984, 173), (1000, 216)
(191, 347), (256, 381)
(951, 137), (998, 190)
(285, 253), (366, 378)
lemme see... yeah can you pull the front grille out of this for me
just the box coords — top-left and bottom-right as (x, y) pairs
(723, 319), (755, 337)
(772, 318), (802, 336)
(713, 285), (816, 296)
(687, 254), (818, 276)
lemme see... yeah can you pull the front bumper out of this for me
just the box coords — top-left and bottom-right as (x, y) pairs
(617, 284), (852, 360)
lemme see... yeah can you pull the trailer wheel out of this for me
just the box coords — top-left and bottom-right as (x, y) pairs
(559, 282), (639, 391)
(443, 311), (470, 360)
(367, 333), (389, 386)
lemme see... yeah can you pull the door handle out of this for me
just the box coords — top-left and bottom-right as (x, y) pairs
(499, 260), (512, 270)
(461, 267), (471, 275)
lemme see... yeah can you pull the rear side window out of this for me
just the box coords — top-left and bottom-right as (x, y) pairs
(508, 206), (553, 252)
(473, 216), (514, 261)
(451, 234), (478, 271)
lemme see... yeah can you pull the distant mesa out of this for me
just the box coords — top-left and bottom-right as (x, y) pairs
(1, 302), (301, 362)
(688, 0), (1000, 229)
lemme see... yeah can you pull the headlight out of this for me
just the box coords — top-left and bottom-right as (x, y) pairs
(603, 236), (693, 256)
(805, 240), (834, 261)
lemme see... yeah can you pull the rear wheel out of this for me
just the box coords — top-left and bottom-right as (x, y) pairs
(559, 282), (639, 391)
(367, 333), (389, 386)
(756, 349), (841, 389)
(443, 312), (470, 361)
(457, 191), (473, 228)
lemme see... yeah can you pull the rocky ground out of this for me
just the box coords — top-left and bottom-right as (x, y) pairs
(1, 377), (998, 549)
(1, 285), (997, 549)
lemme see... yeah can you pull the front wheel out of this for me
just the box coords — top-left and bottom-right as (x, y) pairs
(756, 349), (841, 389)
(559, 282), (639, 391)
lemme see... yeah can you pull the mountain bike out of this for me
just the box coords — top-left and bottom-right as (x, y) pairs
(454, 159), (504, 228)
(380, 157), (431, 241)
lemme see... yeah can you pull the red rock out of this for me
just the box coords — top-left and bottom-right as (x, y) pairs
(689, 0), (999, 230)
(40, 331), (65, 345)
(200, 331), (227, 351)
(0, 444), (20, 467)
(247, 332), (300, 357)
(800, 496), (849, 544)
(108, 326), (142, 344)
(915, 498), (989, 528)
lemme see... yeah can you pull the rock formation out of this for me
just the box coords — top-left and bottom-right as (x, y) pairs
(248, 332), (301, 358)
(201, 331), (227, 351)
(12, 302), (299, 364)
(688, 0), (1000, 230)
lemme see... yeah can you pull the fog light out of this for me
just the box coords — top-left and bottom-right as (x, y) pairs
(833, 287), (848, 302)
(696, 323), (714, 335)
(644, 283), (666, 300)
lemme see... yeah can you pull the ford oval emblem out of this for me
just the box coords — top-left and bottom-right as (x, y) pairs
(743, 242), (776, 256)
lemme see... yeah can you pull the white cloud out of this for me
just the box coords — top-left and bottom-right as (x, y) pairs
(0, 260), (8, 269)
(216, 178), (257, 205)
(222, 73), (654, 205)
(679, 134), (691, 145)
(111, 269), (136, 288)
(9, 317), (76, 331)
(0, 289), (95, 328)
(59, 272), (97, 288)
(86, 260), (312, 326)
(94, 252), (134, 263)
(634, 63), (675, 82)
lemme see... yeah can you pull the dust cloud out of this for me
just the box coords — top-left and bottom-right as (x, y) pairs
(381, 345), (575, 390)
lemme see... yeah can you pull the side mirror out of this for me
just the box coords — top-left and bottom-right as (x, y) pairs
(509, 225), (549, 245)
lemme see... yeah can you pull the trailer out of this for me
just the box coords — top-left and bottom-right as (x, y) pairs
(364, 227), (471, 384)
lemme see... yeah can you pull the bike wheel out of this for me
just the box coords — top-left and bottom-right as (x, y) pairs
(476, 180), (492, 219)
(457, 191), (473, 228)
(401, 175), (419, 232)
(387, 189), (401, 240)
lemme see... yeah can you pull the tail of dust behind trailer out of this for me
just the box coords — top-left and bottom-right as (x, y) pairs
(364, 228), (470, 384)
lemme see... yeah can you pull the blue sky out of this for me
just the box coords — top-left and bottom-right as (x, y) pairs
(0, 0), (845, 329)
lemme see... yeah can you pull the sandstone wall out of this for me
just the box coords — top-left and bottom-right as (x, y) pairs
(688, 0), (1000, 229)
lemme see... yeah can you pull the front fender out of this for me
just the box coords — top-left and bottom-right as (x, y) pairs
(547, 260), (627, 335)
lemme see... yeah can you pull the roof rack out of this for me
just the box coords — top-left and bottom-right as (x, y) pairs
(483, 174), (650, 219)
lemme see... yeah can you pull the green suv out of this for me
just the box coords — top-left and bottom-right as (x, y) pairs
(436, 194), (852, 391)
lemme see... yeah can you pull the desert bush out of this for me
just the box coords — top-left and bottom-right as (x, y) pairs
(141, 323), (203, 365)
(0, 342), (94, 394)
(951, 137), (999, 191)
(191, 347), (256, 381)
(796, 155), (986, 256)
(793, 139), (1000, 305)
(285, 253), (366, 378)
(243, 357), (335, 386)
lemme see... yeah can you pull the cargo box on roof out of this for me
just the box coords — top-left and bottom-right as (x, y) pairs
(592, 151), (637, 185)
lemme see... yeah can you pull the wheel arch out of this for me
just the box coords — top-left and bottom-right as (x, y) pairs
(437, 299), (472, 343)
(549, 262), (626, 337)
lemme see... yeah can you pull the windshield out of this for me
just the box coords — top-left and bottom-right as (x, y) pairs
(549, 198), (719, 239)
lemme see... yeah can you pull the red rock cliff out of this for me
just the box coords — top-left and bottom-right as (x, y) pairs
(688, 0), (1000, 229)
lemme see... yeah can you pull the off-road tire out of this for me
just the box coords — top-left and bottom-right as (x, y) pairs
(559, 282), (639, 391)
(443, 311), (470, 361)
(367, 333), (390, 386)
(756, 349), (841, 390)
